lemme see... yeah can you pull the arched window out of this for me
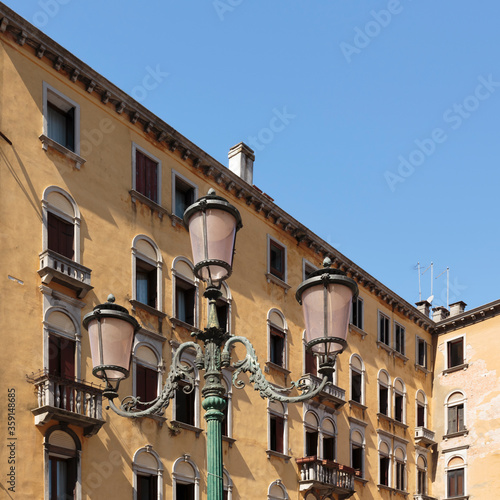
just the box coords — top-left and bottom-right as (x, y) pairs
(172, 257), (199, 327)
(416, 390), (427, 428)
(446, 456), (466, 498)
(268, 309), (287, 369)
(445, 391), (467, 435)
(173, 356), (200, 429)
(304, 411), (319, 457)
(223, 468), (233, 500)
(350, 429), (364, 477)
(394, 447), (406, 491)
(393, 378), (406, 423)
(42, 186), (80, 262)
(268, 400), (287, 456)
(133, 344), (161, 411)
(133, 446), (163, 500)
(214, 282), (232, 334)
(321, 418), (336, 461)
(349, 354), (364, 404)
(268, 479), (289, 500)
(44, 426), (81, 500)
(379, 440), (391, 486)
(378, 370), (391, 416)
(416, 454), (427, 495)
(172, 455), (200, 500)
(132, 236), (162, 310)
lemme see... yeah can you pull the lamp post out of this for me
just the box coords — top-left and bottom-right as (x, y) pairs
(83, 189), (358, 500)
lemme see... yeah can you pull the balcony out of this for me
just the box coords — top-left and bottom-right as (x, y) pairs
(296, 456), (356, 499)
(27, 370), (104, 436)
(414, 426), (436, 446)
(38, 249), (93, 298)
(301, 374), (346, 407)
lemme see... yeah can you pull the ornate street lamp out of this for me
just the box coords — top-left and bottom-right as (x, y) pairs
(84, 190), (358, 500)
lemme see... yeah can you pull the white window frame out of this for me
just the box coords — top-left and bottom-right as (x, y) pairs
(132, 142), (162, 205)
(42, 186), (81, 263)
(415, 336), (428, 369)
(212, 281), (232, 335)
(445, 390), (467, 435)
(267, 308), (288, 369)
(378, 436), (392, 487)
(132, 446), (163, 500)
(444, 451), (468, 499)
(303, 410), (319, 457)
(132, 341), (162, 409)
(378, 369), (391, 418)
(351, 296), (364, 330)
(378, 311), (391, 346)
(393, 445), (407, 492)
(171, 352), (200, 429)
(349, 354), (365, 405)
(172, 455), (200, 500)
(172, 256), (199, 328)
(415, 390), (428, 428)
(223, 469), (233, 500)
(394, 322), (405, 355)
(268, 479), (289, 500)
(416, 453), (428, 496)
(445, 334), (466, 370)
(350, 425), (365, 478)
(302, 258), (317, 280)
(172, 170), (198, 219)
(393, 378), (406, 424)
(267, 400), (288, 457)
(266, 235), (288, 284)
(42, 81), (81, 155)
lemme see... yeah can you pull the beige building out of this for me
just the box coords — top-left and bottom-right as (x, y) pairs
(0, 3), (498, 499)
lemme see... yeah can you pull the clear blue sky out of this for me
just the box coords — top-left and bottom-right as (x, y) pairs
(6, 1), (500, 310)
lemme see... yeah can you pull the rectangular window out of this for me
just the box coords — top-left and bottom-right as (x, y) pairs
(136, 259), (157, 308)
(270, 327), (285, 367)
(447, 404), (465, 434)
(394, 393), (404, 422)
(305, 430), (318, 457)
(175, 383), (195, 426)
(303, 262), (316, 281)
(174, 175), (196, 218)
(135, 150), (159, 203)
(305, 349), (317, 376)
(379, 386), (388, 415)
(269, 239), (286, 281)
(417, 337), (427, 368)
(48, 102), (75, 151)
(380, 456), (390, 486)
(351, 297), (364, 329)
(323, 437), (335, 461)
(447, 468), (464, 497)
(448, 338), (464, 368)
(48, 212), (74, 260)
(270, 415), (284, 453)
(137, 474), (157, 500)
(417, 469), (426, 494)
(378, 313), (390, 346)
(351, 371), (362, 403)
(136, 365), (157, 410)
(394, 323), (405, 355)
(417, 403), (425, 427)
(352, 445), (363, 475)
(48, 334), (75, 379)
(176, 483), (195, 500)
(395, 462), (405, 490)
(49, 456), (77, 500)
(176, 278), (196, 326)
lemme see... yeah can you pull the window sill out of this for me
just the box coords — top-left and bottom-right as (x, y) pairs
(354, 475), (369, 484)
(170, 317), (201, 333)
(394, 488), (409, 496)
(169, 420), (203, 437)
(265, 361), (291, 376)
(265, 273), (291, 292)
(170, 214), (187, 228)
(393, 420), (409, 429)
(266, 449), (291, 462)
(129, 300), (167, 319)
(444, 496), (469, 500)
(137, 413), (167, 425)
(394, 351), (409, 363)
(222, 435), (236, 447)
(349, 400), (368, 411)
(442, 363), (469, 375)
(443, 429), (468, 439)
(377, 412), (393, 423)
(377, 341), (394, 355)
(39, 134), (86, 169)
(349, 324), (367, 339)
(129, 190), (169, 219)
(415, 364), (430, 375)
(378, 484), (395, 492)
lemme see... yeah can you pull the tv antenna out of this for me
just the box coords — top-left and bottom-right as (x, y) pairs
(435, 267), (450, 308)
(417, 262), (433, 301)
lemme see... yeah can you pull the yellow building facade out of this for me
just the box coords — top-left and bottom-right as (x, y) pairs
(0, 4), (498, 499)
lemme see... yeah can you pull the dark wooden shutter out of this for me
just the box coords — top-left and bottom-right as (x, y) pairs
(458, 404), (465, 431)
(65, 107), (75, 151)
(448, 406), (457, 434)
(275, 416), (284, 453)
(136, 151), (146, 196)
(60, 338), (75, 379)
(417, 404), (425, 427)
(144, 155), (158, 203)
(48, 213), (74, 260)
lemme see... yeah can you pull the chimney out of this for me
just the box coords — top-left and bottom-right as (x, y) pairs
(449, 301), (467, 317)
(228, 142), (255, 185)
(432, 306), (450, 322)
(415, 300), (432, 318)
